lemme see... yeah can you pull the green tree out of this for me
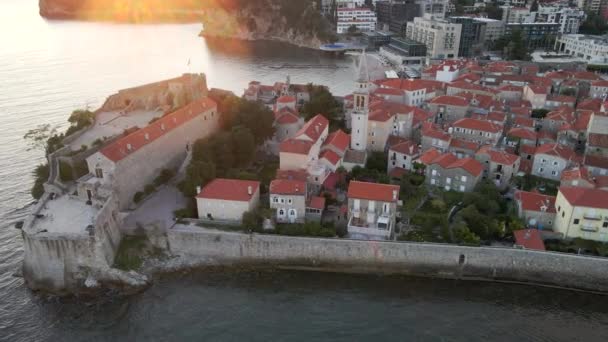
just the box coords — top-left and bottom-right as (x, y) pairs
(300, 85), (343, 130)
(231, 125), (256, 167)
(23, 124), (59, 154)
(560, 88), (576, 97)
(347, 24), (359, 35)
(365, 151), (387, 173)
(453, 221), (481, 245)
(579, 13), (608, 35)
(531, 108), (550, 119)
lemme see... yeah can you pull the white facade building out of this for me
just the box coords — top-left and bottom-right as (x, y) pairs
(337, 7), (377, 34)
(536, 5), (585, 34)
(196, 179), (260, 222)
(555, 34), (608, 63)
(405, 15), (462, 59)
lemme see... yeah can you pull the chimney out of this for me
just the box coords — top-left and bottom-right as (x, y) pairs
(247, 186), (253, 195)
(392, 189), (398, 201)
(196, 186), (201, 195)
(127, 143), (132, 151)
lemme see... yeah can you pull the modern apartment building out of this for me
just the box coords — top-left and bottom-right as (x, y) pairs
(336, 7), (378, 34)
(405, 14), (462, 58)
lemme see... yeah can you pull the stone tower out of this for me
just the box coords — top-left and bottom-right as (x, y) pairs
(350, 50), (371, 151)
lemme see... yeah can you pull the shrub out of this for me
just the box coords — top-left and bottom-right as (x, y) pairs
(154, 168), (175, 187)
(133, 191), (145, 203)
(144, 184), (156, 195)
(31, 163), (50, 199)
(58, 160), (74, 182)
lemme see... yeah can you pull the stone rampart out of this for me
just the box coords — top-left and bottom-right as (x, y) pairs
(166, 226), (608, 293)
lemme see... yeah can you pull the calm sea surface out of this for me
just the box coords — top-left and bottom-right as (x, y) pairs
(1, 1), (608, 341)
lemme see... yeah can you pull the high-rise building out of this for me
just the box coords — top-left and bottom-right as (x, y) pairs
(448, 17), (486, 58)
(376, 0), (421, 35)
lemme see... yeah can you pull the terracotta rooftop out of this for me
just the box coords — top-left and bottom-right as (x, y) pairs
(514, 190), (556, 213)
(453, 118), (503, 133)
(514, 229), (546, 251)
(101, 97), (217, 162)
(561, 167), (593, 183)
(322, 129), (350, 154)
(477, 146), (520, 165)
(449, 138), (479, 151)
(429, 95), (469, 107)
(559, 187), (608, 209)
(417, 148), (442, 165)
(444, 157), (484, 177)
(584, 154), (608, 169)
(535, 143), (576, 160)
(270, 179), (306, 196)
(588, 133), (608, 148)
(197, 178), (260, 202)
(390, 140), (420, 155)
(277, 95), (296, 103)
(347, 181), (400, 202)
(307, 196), (326, 210)
(320, 149), (341, 165)
(279, 139), (313, 155)
(295, 114), (329, 143)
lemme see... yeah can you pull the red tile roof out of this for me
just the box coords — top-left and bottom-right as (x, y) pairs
(374, 87), (404, 96)
(295, 114), (328, 143)
(322, 129), (350, 154)
(422, 124), (451, 141)
(547, 95), (576, 103)
(514, 229), (546, 251)
(448, 81), (498, 95)
(449, 138), (479, 151)
(376, 78), (445, 92)
(561, 167), (593, 183)
(347, 181), (400, 202)
(417, 148), (442, 165)
(445, 157), (484, 177)
(389, 167), (408, 179)
(559, 187), (608, 209)
(320, 149), (341, 165)
(277, 95), (296, 103)
(577, 98), (602, 111)
(526, 84), (548, 95)
(514, 117), (535, 129)
(477, 146), (520, 165)
(101, 97), (217, 162)
(270, 179), (306, 195)
(390, 140), (419, 155)
(498, 84), (523, 92)
(584, 154), (608, 169)
(197, 178), (260, 202)
(307, 196), (326, 210)
(514, 190), (556, 213)
(535, 143), (576, 160)
(588, 133), (608, 148)
(368, 100), (417, 122)
(453, 118), (503, 133)
(429, 95), (469, 107)
(276, 169), (308, 182)
(279, 139), (313, 155)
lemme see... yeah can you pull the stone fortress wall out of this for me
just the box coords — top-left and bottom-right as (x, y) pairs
(165, 226), (608, 293)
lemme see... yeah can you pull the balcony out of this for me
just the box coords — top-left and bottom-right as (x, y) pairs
(580, 224), (599, 233)
(583, 213), (602, 221)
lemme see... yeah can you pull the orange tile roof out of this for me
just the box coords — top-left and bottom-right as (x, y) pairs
(323, 129), (350, 154)
(449, 138), (479, 151)
(430, 95), (469, 107)
(561, 167), (593, 183)
(526, 84), (548, 95)
(453, 118), (503, 133)
(320, 149), (341, 165)
(584, 154), (608, 169)
(547, 95), (576, 103)
(390, 140), (420, 155)
(347, 181), (400, 202)
(280, 139), (313, 155)
(307, 196), (326, 210)
(576, 98), (602, 111)
(277, 95), (296, 103)
(295, 114), (328, 143)
(448, 81), (498, 95)
(514, 116), (535, 128)
(270, 179), (306, 195)
(535, 143), (575, 160)
(588, 133), (608, 148)
(477, 146), (520, 165)
(559, 187), (608, 209)
(374, 87), (404, 96)
(507, 127), (537, 141)
(446, 157), (483, 177)
(276, 169), (308, 182)
(514, 190), (556, 213)
(101, 97), (217, 162)
(417, 148), (442, 165)
(514, 229), (546, 251)
(197, 178), (259, 202)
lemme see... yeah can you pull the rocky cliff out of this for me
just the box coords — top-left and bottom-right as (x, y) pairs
(39, 0), (335, 48)
(200, 0), (336, 49)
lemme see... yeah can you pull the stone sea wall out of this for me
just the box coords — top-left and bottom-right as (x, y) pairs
(165, 226), (608, 293)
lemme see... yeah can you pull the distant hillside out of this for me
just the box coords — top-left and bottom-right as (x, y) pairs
(39, 0), (335, 48)
(200, 0), (336, 49)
